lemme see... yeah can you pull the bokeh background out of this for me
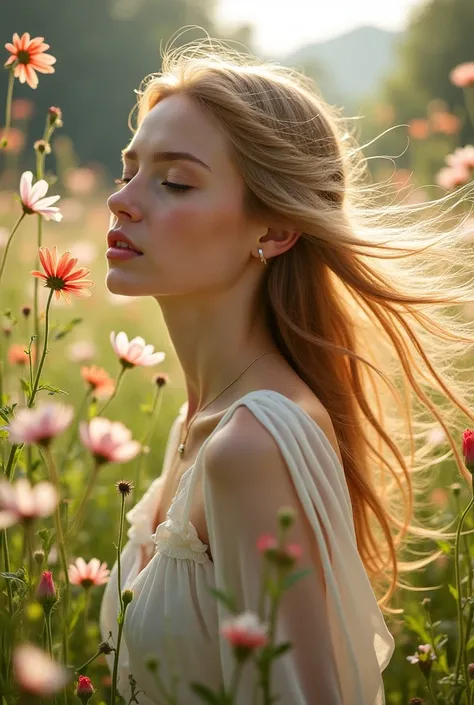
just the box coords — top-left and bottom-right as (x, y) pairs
(2, 0), (474, 702)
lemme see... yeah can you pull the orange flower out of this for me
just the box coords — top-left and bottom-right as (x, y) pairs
(4, 33), (56, 89)
(31, 246), (94, 304)
(8, 343), (36, 366)
(408, 119), (430, 140)
(80, 365), (115, 398)
(430, 111), (461, 135)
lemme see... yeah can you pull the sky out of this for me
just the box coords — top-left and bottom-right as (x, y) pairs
(215, 0), (422, 56)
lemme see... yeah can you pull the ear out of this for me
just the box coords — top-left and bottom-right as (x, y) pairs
(256, 226), (301, 260)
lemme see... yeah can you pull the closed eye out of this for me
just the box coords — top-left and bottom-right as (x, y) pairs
(114, 178), (192, 192)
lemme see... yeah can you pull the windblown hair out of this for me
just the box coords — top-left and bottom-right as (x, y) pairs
(128, 32), (474, 616)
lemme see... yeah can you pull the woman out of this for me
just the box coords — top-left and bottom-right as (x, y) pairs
(99, 38), (474, 704)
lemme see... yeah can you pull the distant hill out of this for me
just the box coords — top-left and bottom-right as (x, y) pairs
(280, 25), (401, 109)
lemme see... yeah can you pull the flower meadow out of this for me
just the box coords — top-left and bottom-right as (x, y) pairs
(3, 27), (474, 705)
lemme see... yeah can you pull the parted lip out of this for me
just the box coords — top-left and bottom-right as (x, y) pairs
(107, 229), (143, 254)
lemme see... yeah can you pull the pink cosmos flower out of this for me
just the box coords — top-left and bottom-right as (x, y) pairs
(0, 478), (59, 529)
(79, 417), (141, 464)
(110, 331), (165, 368)
(256, 533), (278, 553)
(68, 557), (110, 588)
(446, 145), (474, 171)
(221, 610), (268, 650)
(13, 643), (69, 696)
(450, 62), (474, 88)
(4, 33), (56, 90)
(6, 401), (74, 446)
(435, 165), (471, 191)
(19, 171), (62, 221)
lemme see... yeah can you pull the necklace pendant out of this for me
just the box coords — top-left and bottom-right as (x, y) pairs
(178, 443), (185, 457)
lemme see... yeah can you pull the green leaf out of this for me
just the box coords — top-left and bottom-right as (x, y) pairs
(207, 587), (238, 614)
(0, 571), (26, 586)
(449, 584), (459, 601)
(19, 378), (32, 397)
(53, 318), (83, 341)
(189, 683), (223, 704)
(403, 613), (429, 642)
(0, 403), (17, 423)
(434, 539), (452, 555)
(281, 568), (313, 591)
(37, 385), (68, 396)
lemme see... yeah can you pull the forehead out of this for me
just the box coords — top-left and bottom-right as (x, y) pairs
(128, 93), (230, 164)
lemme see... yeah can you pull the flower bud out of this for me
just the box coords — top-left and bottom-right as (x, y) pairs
(152, 373), (169, 388)
(408, 699), (424, 705)
(36, 570), (57, 610)
(469, 662), (474, 680)
(145, 656), (158, 673)
(278, 506), (296, 529)
(74, 675), (95, 704)
(48, 106), (63, 127)
(462, 429), (474, 472)
(33, 549), (45, 567)
(21, 305), (31, 318)
(122, 588), (134, 606)
(449, 482), (462, 496)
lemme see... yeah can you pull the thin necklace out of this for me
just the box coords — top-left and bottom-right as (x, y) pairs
(177, 351), (277, 457)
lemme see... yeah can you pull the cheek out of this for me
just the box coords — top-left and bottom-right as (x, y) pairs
(156, 197), (244, 258)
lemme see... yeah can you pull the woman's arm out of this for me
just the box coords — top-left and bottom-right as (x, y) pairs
(201, 406), (344, 704)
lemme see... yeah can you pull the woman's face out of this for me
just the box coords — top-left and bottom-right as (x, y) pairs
(106, 92), (264, 297)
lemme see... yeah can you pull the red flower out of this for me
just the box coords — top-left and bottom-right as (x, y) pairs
(462, 429), (474, 472)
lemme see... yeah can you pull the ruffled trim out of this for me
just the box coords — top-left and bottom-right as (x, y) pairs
(152, 518), (211, 565)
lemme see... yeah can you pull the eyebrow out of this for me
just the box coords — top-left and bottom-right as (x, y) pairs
(121, 148), (212, 171)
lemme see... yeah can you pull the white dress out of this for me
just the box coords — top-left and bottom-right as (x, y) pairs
(99, 389), (395, 705)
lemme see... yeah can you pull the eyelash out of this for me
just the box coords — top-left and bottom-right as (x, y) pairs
(114, 177), (192, 192)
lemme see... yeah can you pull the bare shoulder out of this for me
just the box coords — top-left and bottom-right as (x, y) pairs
(203, 389), (343, 483)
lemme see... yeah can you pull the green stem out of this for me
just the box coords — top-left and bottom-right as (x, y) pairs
(67, 460), (101, 539)
(1, 69), (15, 148)
(453, 476), (474, 694)
(111, 493), (127, 705)
(116, 495), (126, 616)
(110, 603), (129, 704)
(425, 673), (437, 705)
(41, 447), (70, 671)
(75, 648), (102, 674)
(97, 367), (127, 417)
(229, 661), (244, 701)
(28, 288), (54, 407)
(134, 387), (163, 500)
(0, 213), (26, 285)
(59, 389), (92, 469)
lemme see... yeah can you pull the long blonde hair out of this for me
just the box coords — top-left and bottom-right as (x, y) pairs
(127, 34), (474, 616)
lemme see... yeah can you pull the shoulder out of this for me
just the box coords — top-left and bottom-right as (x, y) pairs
(203, 392), (342, 485)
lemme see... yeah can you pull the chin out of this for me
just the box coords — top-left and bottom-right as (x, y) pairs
(105, 270), (149, 297)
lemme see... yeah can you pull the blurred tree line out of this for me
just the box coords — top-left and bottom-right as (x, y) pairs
(0, 0), (253, 180)
(359, 0), (474, 183)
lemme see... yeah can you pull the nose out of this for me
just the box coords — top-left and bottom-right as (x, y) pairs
(106, 186), (142, 223)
